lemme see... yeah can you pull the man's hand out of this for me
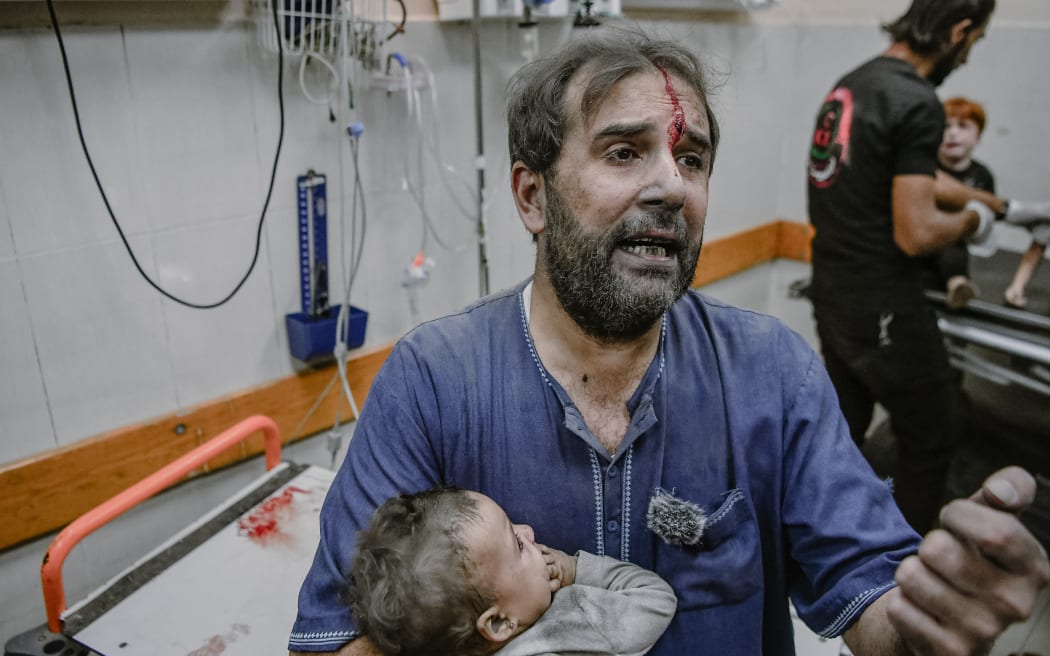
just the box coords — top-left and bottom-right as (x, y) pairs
(540, 544), (577, 592)
(886, 467), (1050, 654)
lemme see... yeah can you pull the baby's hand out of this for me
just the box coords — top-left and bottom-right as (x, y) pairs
(539, 544), (576, 592)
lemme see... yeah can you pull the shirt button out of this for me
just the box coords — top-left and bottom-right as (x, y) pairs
(606, 520), (619, 532)
(607, 468), (618, 478)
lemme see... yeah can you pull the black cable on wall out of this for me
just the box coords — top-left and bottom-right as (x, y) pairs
(45, 0), (286, 309)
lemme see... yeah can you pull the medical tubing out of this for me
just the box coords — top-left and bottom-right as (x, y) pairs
(471, 0), (490, 297)
(334, 306), (362, 421)
(298, 51), (340, 106)
(329, 132), (365, 428)
(346, 137), (367, 294)
(386, 0), (408, 42)
(412, 56), (479, 221)
(337, 10), (353, 305)
(401, 55), (478, 223)
(413, 55), (509, 224)
(44, 0), (285, 309)
(343, 33), (364, 415)
(325, 9), (360, 449)
(393, 56), (466, 254)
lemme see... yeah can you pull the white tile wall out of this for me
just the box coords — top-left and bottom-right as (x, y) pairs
(701, 259), (775, 311)
(2, 16), (1049, 468)
(0, 259), (55, 461)
(0, 179), (14, 259)
(479, 179), (535, 294)
(245, 60), (341, 222)
(125, 28), (266, 233)
(154, 216), (286, 407)
(0, 30), (145, 256)
(19, 238), (178, 445)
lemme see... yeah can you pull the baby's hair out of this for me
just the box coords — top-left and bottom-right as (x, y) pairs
(348, 486), (496, 656)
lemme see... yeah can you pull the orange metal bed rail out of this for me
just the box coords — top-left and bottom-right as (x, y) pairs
(40, 414), (282, 633)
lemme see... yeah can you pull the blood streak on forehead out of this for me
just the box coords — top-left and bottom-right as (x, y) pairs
(657, 66), (687, 151)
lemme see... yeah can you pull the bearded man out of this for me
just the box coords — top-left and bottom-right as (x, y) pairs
(292, 27), (1049, 656)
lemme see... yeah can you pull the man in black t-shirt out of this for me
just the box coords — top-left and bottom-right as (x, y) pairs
(805, 0), (1044, 535)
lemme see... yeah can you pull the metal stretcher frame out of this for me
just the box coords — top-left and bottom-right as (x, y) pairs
(926, 290), (1050, 397)
(39, 415), (283, 633)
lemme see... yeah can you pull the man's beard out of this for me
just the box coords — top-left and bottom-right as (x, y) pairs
(927, 39), (968, 87)
(540, 182), (702, 343)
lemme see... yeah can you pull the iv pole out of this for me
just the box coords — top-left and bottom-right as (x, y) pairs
(472, 0), (490, 297)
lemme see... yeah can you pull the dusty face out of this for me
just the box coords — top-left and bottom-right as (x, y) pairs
(464, 493), (551, 632)
(539, 69), (712, 341)
(939, 116), (981, 167)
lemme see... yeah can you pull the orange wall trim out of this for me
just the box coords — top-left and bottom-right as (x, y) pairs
(692, 219), (813, 288)
(776, 219), (816, 263)
(0, 220), (812, 551)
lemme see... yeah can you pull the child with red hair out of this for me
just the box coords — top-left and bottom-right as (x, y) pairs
(927, 96), (996, 308)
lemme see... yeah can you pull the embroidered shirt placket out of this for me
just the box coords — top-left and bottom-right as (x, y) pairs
(589, 449), (606, 556)
(620, 446), (634, 560)
(520, 288), (668, 563)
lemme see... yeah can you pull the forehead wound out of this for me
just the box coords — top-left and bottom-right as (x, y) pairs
(656, 66), (687, 150)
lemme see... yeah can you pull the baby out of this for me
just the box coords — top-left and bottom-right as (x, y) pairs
(348, 486), (676, 656)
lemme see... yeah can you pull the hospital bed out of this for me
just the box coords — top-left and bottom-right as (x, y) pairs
(4, 416), (336, 656)
(926, 290), (1050, 397)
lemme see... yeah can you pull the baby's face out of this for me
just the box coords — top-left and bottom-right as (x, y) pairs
(464, 492), (553, 632)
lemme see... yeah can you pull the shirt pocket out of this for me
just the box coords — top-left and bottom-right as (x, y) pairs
(654, 488), (763, 610)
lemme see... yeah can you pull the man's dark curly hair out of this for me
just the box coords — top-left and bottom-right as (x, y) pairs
(506, 28), (721, 181)
(882, 0), (995, 55)
(347, 487), (496, 656)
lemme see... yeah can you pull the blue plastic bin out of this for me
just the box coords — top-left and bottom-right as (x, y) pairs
(285, 305), (368, 362)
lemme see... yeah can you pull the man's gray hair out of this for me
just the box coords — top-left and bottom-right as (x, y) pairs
(506, 28), (721, 179)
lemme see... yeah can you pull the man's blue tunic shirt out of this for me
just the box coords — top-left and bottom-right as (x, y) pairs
(289, 282), (919, 654)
